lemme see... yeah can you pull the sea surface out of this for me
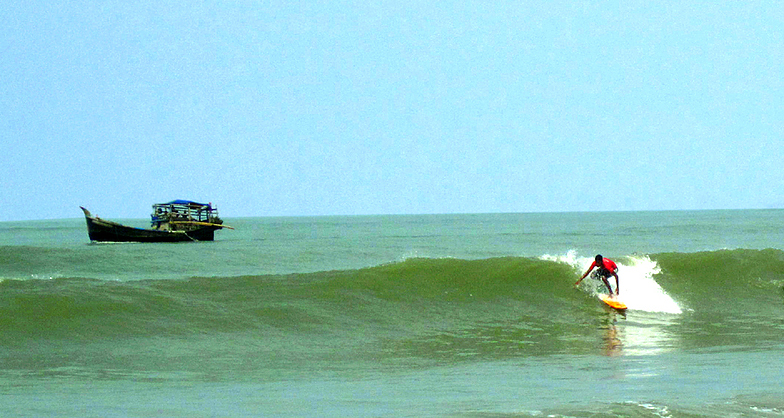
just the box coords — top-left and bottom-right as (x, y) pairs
(1, 210), (783, 417)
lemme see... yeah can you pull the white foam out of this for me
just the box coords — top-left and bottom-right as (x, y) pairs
(618, 255), (682, 314)
(542, 251), (683, 314)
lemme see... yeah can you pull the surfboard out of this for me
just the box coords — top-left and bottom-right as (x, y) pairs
(599, 294), (627, 310)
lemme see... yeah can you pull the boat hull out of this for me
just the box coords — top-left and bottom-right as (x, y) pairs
(81, 208), (219, 242)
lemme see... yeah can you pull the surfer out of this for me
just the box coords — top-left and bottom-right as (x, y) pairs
(575, 254), (619, 296)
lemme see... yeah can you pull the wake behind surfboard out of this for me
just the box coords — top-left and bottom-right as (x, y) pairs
(599, 294), (627, 311)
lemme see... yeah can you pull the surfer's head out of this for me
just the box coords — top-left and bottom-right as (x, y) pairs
(595, 254), (603, 263)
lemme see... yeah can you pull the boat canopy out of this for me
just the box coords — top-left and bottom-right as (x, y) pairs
(159, 200), (212, 208)
(151, 200), (221, 228)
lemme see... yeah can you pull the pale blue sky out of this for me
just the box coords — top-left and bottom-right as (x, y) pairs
(2, 1), (783, 221)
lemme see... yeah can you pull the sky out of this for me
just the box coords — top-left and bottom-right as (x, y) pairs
(2, 1), (783, 221)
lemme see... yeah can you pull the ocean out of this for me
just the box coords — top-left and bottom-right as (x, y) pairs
(1, 210), (783, 417)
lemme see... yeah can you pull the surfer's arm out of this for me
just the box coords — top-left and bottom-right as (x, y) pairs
(574, 265), (594, 286)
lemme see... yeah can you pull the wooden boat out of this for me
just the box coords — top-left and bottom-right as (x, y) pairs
(80, 200), (232, 242)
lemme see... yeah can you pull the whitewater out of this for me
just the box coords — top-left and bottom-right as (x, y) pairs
(543, 251), (683, 314)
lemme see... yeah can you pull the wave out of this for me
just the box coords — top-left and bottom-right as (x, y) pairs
(535, 396), (784, 418)
(2, 249), (783, 343)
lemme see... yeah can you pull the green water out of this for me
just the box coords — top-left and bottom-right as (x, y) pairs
(1, 210), (783, 416)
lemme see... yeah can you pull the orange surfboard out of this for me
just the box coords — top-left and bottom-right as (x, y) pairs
(600, 294), (627, 310)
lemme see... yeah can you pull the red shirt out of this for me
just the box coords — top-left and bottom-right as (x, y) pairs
(591, 258), (618, 272)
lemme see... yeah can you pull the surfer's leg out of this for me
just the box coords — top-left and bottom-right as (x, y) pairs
(601, 276), (614, 295)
